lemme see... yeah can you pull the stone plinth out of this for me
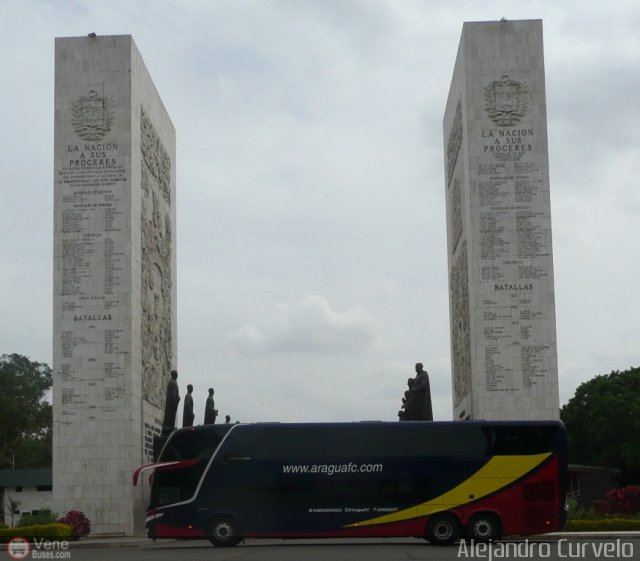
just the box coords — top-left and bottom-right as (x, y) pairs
(52, 35), (176, 535)
(443, 20), (559, 421)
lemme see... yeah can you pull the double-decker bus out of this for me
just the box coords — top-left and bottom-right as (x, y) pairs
(133, 421), (567, 547)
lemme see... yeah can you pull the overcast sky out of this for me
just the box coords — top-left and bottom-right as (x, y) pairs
(1, 0), (639, 424)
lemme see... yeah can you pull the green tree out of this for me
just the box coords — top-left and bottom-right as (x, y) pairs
(3, 496), (21, 528)
(0, 354), (52, 469)
(561, 366), (640, 484)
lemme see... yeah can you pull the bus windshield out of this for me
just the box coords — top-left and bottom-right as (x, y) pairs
(158, 426), (231, 462)
(150, 425), (231, 508)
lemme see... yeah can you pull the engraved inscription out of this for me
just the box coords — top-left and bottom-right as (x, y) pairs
(56, 95), (128, 419)
(474, 90), (555, 396)
(516, 211), (548, 258)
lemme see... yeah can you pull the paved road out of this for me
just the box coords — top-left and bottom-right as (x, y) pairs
(2, 537), (639, 561)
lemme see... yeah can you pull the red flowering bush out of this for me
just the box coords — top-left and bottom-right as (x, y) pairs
(595, 486), (640, 516)
(57, 510), (91, 539)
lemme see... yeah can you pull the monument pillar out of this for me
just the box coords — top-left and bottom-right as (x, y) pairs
(52, 35), (176, 535)
(443, 20), (559, 421)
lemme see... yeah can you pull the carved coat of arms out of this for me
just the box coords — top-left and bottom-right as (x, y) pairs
(484, 75), (529, 126)
(71, 90), (114, 140)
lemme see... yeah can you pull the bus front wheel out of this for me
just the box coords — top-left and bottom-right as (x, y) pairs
(425, 513), (460, 546)
(467, 513), (501, 542)
(207, 516), (242, 547)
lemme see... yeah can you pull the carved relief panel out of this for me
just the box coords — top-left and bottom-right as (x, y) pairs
(451, 241), (471, 407)
(140, 109), (173, 408)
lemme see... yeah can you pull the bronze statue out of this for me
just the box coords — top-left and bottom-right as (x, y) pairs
(182, 384), (194, 427)
(399, 362), (433, 421)
(204, 388), (218, 424)
(162, 369), (180, 434)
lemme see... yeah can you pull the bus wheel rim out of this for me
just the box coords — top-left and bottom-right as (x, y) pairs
(435, 521), (453, 539)
(473, 518), (495, 538)
(215, 522), (233, 540)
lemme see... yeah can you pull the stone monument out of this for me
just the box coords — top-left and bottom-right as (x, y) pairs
(52, 35), (177, 535)
(443, 20), (559, 421)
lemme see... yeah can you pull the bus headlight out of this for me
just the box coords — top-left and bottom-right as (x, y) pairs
(145, 511), (164, 524)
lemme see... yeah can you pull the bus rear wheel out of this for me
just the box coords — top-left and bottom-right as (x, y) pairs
(425, 513), (460, 545)
(467, 513), (501, 542)
(207, 516), (242, 547)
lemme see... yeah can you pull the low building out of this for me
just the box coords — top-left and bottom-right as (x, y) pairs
(568, 464), (620, 509)
(0, 469), (52, 527)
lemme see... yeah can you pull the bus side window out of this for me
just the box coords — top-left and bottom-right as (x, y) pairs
(482, 427), (496, 456)
(485, 426), (556, 455)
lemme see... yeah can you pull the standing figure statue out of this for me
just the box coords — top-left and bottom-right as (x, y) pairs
(204, 388), (218, 425)
(398, 362), (433, 421)
(182, 384), (194, 427)
(162, 369), (180, 435)
(413, 362), (433, 420)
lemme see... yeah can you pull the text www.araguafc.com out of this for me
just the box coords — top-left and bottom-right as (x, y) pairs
(282, 462), (383, 476)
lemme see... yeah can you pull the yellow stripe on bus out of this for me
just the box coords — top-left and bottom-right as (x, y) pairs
(345, 453), (551, 527)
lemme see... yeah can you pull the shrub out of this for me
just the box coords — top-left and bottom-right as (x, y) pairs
(0, 523), (72, 542)
(58, 510), (91, 539)
(17, 509), (58, 527)
(592, 499), (609, 514)
(567, 504), (602, 521)
(566, 495), (640, 529)
(595, 485), (640, 515)
(607, 485), (640, 514)
(565, 518), (640, 532)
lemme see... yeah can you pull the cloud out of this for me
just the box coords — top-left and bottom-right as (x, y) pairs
(2, 0), (640, 424)
(228, 295), (382, 356)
